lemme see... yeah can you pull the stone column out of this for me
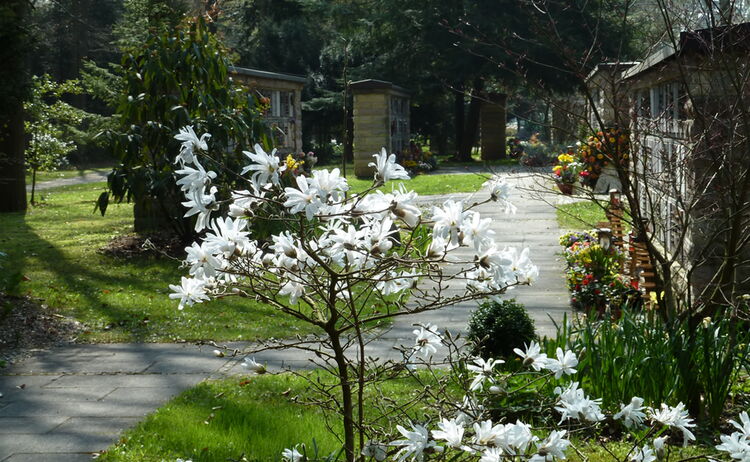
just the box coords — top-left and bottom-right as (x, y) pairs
(480, 93), (507, 160)
(352, 91), (389, 177)
(351, 80), (410, 178)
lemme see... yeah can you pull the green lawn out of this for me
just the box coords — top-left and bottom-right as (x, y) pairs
(97, 372), (709, 462)
(97, 374), (345, 462)
(348, 173), (489, 196)
(556, 200), (631, 233)
(0, 183), (326, 343)
(0, 173), (485, 343)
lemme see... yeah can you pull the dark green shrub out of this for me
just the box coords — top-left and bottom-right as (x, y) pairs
(468, 299), (536, 359)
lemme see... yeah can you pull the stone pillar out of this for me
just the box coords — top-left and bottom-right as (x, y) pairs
(351, 80), (410, 178)
(480, 93), (507, 160)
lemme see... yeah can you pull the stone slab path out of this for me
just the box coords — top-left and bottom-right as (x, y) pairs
(0, 171), (571, 461)
(27, 171), (110, 192)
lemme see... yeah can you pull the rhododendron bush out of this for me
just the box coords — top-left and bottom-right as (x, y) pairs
(165, 126), (742, 462)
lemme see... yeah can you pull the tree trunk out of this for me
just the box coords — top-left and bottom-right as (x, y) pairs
(0, 108), (27, 213)
(31, 168), (37, 205)
(329, 330), (356, 462)
(459, 78), (484, 161)
(454, 83), (465, 158)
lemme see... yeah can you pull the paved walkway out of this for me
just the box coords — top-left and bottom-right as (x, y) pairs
(27, 171), (110, 192)
(0, 171), (571, 461)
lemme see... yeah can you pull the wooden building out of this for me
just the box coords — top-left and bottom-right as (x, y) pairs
(229, 66), (306, 155)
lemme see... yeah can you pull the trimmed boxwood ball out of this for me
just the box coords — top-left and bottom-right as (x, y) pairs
(468, 298), (536, 359)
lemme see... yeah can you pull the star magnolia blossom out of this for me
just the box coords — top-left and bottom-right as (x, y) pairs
(281, 446), (303, 462)
(649, 403), (696, 446)
(513, 341), (549, 371)
(614, 397), (647, 428)
(530, 430), (570, 462)
(554, 382), (605, 424)
(370, 147), (410, 184)
(390, 423), (440, 462)
(431, 418), (464, 448)
(413, 323), (442, 358)
(467, 357), (504, 391)
(241, 143), (287, 187)
(546, 348), (578, 379)
(174, 125), (210, 165)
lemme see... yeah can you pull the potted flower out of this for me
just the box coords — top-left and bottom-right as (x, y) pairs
(552, 152), (582, 194)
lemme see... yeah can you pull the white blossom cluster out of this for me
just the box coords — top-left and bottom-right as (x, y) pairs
(168, 127), (537, 312)
(717, 412), (750, 461)
(329, 339), (695, 462)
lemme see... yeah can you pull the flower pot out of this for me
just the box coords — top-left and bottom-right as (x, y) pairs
(557, 182), (574, 195)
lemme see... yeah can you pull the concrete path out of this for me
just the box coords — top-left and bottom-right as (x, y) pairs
(0, 171), (571, 461)
(27, 171), (110, 192)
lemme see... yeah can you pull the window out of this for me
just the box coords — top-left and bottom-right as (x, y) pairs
(257, 88), (296, 151)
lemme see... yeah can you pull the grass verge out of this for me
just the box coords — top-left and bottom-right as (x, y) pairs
(556, 200), (631, 234)
(97, 372), (711, 462)
(1, 172), (482, 343)
(0, 183), (332, 342)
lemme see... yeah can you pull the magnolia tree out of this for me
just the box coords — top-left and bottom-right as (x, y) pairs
(166, 127), (742, 462)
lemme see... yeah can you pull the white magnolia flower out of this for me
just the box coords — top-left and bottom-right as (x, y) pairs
(228, 188), (263, 218)
(507, 247), (538, 283)
(203, 217), (251, 259)
(279, 280), (305, 304)
(495, 420), (538, 455)
(168, 276), (210, 309)
(241, 357), (266, 374)
(389, 186), (421, 227)
(731, 411), (750, 437)
(282, 445), (303, 462)
(431, 418), (464, 448)
(284, 175), (323, 220)
(545, 348), (578, 379)
(717, 431), (750, 461)
(413, 323), (442, 358)
(513, 341), (549, 371)
(370, 147), (410, 184)
(181, 186), (219, 232)
(614, 397), (647, 428)
(241, 144), (286, 186)
(377, 271), (416, 296)
(479, 447), (503, 462)
(309, 168), (349, 201)
(530, 430), (570, 462)
(431, 200), (468, 246)
(184, 242), (223, 278)
(484, 176), (516, 213)
(174, 125), (210, 165)
(554, 382), (605, 424)
(467, 357), (504, 391)
(461, 212), (495, 251)
(175, 158), (217, 193)
(362, 441), (388, 461)
(391, 423), (437, 462)
(630, 445), (656, 462)
(473, 420), (502, 446)
(649, 403), (696, 446)
(427, 236), (454, 260)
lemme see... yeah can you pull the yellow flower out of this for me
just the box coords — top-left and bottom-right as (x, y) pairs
(597, 154), (604, 159)
(285, 154), (302, 170)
